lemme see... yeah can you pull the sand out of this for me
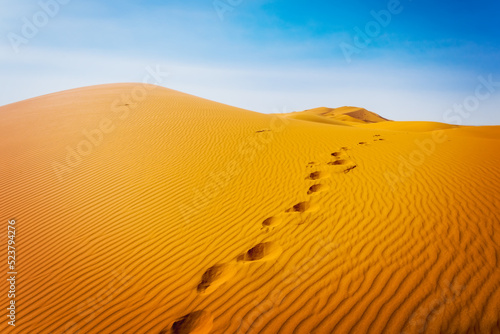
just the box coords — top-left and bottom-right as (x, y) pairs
(1, 83), (499, 333)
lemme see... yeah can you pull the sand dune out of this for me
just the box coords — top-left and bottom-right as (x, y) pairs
(290, 106), (391, 124)
(1, 83), (499, 333)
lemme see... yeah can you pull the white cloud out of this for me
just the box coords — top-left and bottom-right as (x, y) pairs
(1, 0), (498, 125)
(2, 45), (498, 125)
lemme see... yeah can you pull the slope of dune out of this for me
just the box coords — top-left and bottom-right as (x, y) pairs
(298, 106), (391, 124)
(1, 84), (500, 334)
(357, 121), (459, 132)
(281, 112), (351, 126)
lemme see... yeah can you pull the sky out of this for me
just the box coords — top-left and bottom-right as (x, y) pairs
(1, 0), (499, 125)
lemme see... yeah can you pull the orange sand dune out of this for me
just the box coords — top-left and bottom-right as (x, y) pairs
(1, 84), (500, 334)
(292, 106), (391, 124)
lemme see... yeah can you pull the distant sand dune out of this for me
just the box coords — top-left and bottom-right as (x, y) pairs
(1, 84), (499, 333)
(289, 106), (391, 124)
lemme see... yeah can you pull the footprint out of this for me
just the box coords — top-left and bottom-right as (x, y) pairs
(306, 171), (329, 180)
(374, 134), (381, 137)
(162, 310), (213, 334)
(307, 184), (329, 195)
(344, 165), (358, 174)
(262, 216), (283, 228)
(328, 159), (348, 166)
(197, 263), (236, 294)
(340, 146), (350, 151)
(286, 201), (318, 213)
(331, 152), (342, 157)
(358, 142), (368, 146)
(237, 242), (281, 262)
(256, 129), (270, 133)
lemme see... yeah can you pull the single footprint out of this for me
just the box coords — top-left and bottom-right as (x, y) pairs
(262, 216), (283, 228)
(162, 310), (213, 334)
(307, 184), (329, 195)
(344, 165), (358, 174)
(340, 146), (350, 151)
(286, 201), (318, 213)
(358, 142), (368, 145)
(374, 134), (381, 137)
(256, 129), (270, 133)
(331, 152), (342, 157)
(328, 159), (348, 165)
(197, 263), (237, 294)
(237, 242), (281, 262)
(306, 171), (329, 180)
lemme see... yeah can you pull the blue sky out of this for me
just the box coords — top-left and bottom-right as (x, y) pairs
(1, 0), (499, 124)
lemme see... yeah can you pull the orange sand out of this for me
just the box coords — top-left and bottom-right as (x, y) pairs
(1, 84), (499, 333)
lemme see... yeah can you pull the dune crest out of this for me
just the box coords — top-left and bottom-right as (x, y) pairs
(284, 106), (391, 125)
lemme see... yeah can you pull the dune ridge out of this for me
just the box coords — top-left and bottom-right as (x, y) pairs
(286, 106), (391, 124)
(1, 83), (499, 333)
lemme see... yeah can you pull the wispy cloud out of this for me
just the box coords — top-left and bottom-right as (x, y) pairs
(1, 0), (499, 125)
